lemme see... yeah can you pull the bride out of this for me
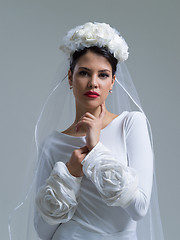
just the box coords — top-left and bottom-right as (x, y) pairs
(34, 23), (164, 240)
(9, 22), (164, 240)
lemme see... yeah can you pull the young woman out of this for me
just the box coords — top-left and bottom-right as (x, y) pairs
(9, 22), (164, 240)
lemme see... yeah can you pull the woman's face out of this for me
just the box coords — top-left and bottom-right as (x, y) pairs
(68, 51), (115, 111)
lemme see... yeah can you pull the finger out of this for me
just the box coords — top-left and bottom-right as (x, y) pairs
(81, 152), (88, 159)
(79, 146), (89, 154)
(75, 118), (93, 131)
(84, 112), (95, 120)
(79, 112), (95, 120)
(75, 120), (85, 132)
(78, 116), (94, 123)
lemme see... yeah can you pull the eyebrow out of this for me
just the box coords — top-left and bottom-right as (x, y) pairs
(79, 67), (111, 73)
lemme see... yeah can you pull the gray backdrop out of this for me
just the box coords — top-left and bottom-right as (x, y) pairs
(1, 0), (179, 239)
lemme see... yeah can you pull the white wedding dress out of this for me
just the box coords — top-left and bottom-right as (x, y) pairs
(34, 111), (153, 240)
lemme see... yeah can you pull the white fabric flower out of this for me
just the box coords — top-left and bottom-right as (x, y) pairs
(35, 162), (82, 225)
(60, 22), (129, 62)
(82, 142), (139, 208)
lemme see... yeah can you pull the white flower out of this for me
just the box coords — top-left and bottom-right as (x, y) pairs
(35, 162), (81, 225)
(84, 157), (138, 207)
(59, 22), (129, 62)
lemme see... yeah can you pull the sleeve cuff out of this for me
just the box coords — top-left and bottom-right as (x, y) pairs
(35, 162), (82, 225)
(81, 141), (110, 164)
(80, 141), (139, 208)
(48, 162), (83, 198)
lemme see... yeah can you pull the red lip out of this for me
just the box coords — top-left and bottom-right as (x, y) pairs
(84, 91), (100, 97)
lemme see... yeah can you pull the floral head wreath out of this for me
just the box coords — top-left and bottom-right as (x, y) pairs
(59, 22), (129, 63)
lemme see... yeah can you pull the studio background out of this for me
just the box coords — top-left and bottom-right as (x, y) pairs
(1, 0), (179, 239)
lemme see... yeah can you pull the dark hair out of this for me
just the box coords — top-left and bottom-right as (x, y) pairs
(70, 46), (118, 76)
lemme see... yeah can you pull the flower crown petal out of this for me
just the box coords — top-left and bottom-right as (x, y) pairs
(59, 22), (129, 62)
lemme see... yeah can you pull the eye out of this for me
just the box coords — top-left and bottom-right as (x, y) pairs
(79, 70), (89, 76)
(99, 73), (110, 78)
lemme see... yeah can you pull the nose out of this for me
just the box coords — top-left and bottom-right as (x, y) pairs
(87, 74), (98, 88)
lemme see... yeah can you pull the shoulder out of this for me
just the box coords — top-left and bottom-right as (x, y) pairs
(123, 111), (146, 123)
(112, 111), (146, 125)
(104, 111), (147, 134)
(123, 111), (148, 135)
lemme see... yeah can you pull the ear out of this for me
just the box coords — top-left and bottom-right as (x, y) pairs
(110, 75), (116, 89)
(68, 69), (73, 87)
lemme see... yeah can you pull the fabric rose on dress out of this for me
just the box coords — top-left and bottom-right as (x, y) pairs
(82, 142), (139, 208)
(35, 162), (82, 225)
(60, 22), (129, 62)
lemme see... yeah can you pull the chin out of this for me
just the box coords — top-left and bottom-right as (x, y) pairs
(80, 101), (101, 109)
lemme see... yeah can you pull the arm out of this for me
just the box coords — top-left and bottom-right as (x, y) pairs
(81, 111), (153, 221)
(34, 142), (82, 240)
(124, 111), (153, 220)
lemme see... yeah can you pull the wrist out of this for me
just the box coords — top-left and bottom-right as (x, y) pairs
(88, 138), (100, 151)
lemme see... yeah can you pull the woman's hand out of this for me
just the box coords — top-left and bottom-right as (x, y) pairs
(66, 146), (89, 177)
(75, 104), (106, 151)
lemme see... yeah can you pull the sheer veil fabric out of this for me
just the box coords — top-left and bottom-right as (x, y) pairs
(9, 50), (164, 240)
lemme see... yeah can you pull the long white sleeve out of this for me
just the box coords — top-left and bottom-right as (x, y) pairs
(81, 111), (153, 221)
(35, 162), (82, 224)
(34, 146), (82, 239)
